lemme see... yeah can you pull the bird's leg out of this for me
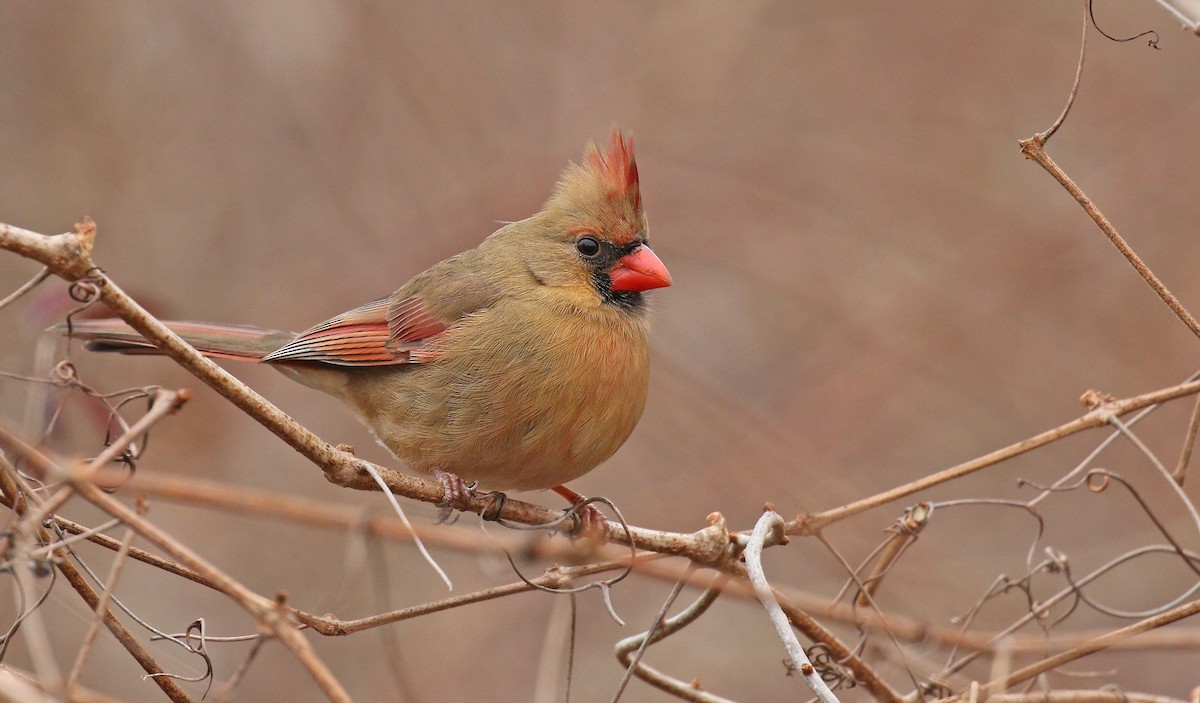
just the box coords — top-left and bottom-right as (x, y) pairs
(433, 469), (474, 524)
(552, 485), (610, 541)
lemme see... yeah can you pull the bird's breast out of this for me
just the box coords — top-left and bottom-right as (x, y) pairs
(348, 299), (651, 491)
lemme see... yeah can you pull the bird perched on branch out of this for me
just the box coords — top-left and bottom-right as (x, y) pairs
(65, 130), (671, 532)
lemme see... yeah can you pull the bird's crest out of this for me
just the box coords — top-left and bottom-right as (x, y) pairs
(583, 129), (641, 211)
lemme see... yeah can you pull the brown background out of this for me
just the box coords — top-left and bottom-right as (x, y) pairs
(3, 2), (1200, 701)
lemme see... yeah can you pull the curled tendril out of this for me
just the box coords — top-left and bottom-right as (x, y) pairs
(144, 618), (214, 697)
(52, 360), (79, 385)
(1089, 0), (1160, 49)
(1087, 472), (1110, 492)
(68, 277), (102, 304)
(804, 643), (856, 689)
(62, 268), (107, 347)
(0, 567), (58, 662)
(480, 496), (637, 626)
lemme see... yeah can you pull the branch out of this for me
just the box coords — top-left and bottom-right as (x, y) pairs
(744, 509), (840, 703)
(1018, 135), (1200, 339)
(613, 577), (733, 703)
(0, 424), (351, 703)
(295, 558), (639, 636)
(0, 440), (194, 703)
(793, 378), (1200, 533)
(945, 595), (1200, 701)
(66, 522), (138, 691)
(0, 219), (733, 565)
(0, 664), (134, 703)
(987, 692), (1187, 703)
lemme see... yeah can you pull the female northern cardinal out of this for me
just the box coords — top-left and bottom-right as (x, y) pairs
(67, 131), (670, 524)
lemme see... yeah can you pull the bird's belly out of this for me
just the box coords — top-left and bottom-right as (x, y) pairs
(345, 317), (649, 491)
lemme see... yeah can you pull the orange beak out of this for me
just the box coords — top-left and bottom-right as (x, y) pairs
(609, 245), (672, 292)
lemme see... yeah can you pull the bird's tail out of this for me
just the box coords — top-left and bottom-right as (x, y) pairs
(59, 319), (296, 363)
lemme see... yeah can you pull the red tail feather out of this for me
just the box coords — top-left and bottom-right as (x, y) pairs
(63, 319), (294, 362)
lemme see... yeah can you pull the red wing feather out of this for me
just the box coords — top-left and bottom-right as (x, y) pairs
(261, 298), (446, 367)
(261, 270), (497, 367)
(387, 297), (449, 346)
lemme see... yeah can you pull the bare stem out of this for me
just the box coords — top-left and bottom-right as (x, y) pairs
(1039, 0), (1089, 143)
(793, 378), (1200, 533)
(0, 432), (194, 702)
(0, 219), (735, 564)
(1018, 136), (1200, 339)
(1173, 394), (1200, 485)
(66, 524), (138, 691)
(744, 510), (839, 703)
(949, 595), (1200, 700)
(614, 578), (732, 703)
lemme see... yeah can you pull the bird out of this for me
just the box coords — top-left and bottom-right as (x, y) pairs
(64, 130), (670, 532)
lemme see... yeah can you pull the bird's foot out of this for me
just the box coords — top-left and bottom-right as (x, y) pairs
(574, 503), (610, 542)
(433, 469), (475, 524)
(553, 485), (610, 542)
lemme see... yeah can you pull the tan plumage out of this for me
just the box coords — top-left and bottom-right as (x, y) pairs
(67, 131), (670, 499)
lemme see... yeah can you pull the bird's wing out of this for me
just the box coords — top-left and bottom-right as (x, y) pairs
(260, 272), (499, 367)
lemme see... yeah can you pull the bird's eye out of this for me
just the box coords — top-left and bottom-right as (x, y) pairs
(575, 236), (600, 258)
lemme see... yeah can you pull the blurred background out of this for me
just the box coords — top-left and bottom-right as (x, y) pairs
(3, 2), (1200, 700)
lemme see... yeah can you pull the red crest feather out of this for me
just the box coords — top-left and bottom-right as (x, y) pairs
(585, 129), (641, 210)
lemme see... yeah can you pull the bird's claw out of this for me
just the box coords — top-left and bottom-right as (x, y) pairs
(569, 503), (611, 543)
(433, 470), (473, 524)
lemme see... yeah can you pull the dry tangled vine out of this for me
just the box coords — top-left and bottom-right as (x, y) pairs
(3, 5), (1200, 703)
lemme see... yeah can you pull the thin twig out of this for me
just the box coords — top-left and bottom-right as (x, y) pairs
(293, 557), (651, 636)
(1107, 417), (1200, 543)
(533, 594), (574, 703)
(1089, 0), (1161, 48)
(855, 503), (929, 607)
(947, 595), (1200, 700)
(744, 510), (839, 703)
(0, 219), (737, 564)
(208, 637), (266, 703)
(793, 377), (1200, 534)
(14, 518), (121, 566)
(614, 578), (733, 703)
(610, 565), (697, 703)
(0, 425), (352, 703)
(0, 434), (193, 702)
(47, 515), (209, 589)
(939, 543), (1200, 680)
(9, 529), (64, 698)
(1173, 394), (1200, 485)
(1039, 0), (1089, 143)
(72, 484), (352, 702)
(53, 558), (196, 703)
(0, 266), (50, 311)
(66, 523), (138, 691)
(812, 531), (918, 698)
(19, 388), (186, 529)
(1018, 136), (1200, 340)
(358, 460), (451, 589)
(989, 691), (1186, 703)
(1153, 0), (1200, 33)
(1023, 377), (1198, 508)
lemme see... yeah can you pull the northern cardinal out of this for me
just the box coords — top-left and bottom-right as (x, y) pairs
(65, 131), (670, 527)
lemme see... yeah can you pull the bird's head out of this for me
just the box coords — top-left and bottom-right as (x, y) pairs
(522, 130), (672, 311)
